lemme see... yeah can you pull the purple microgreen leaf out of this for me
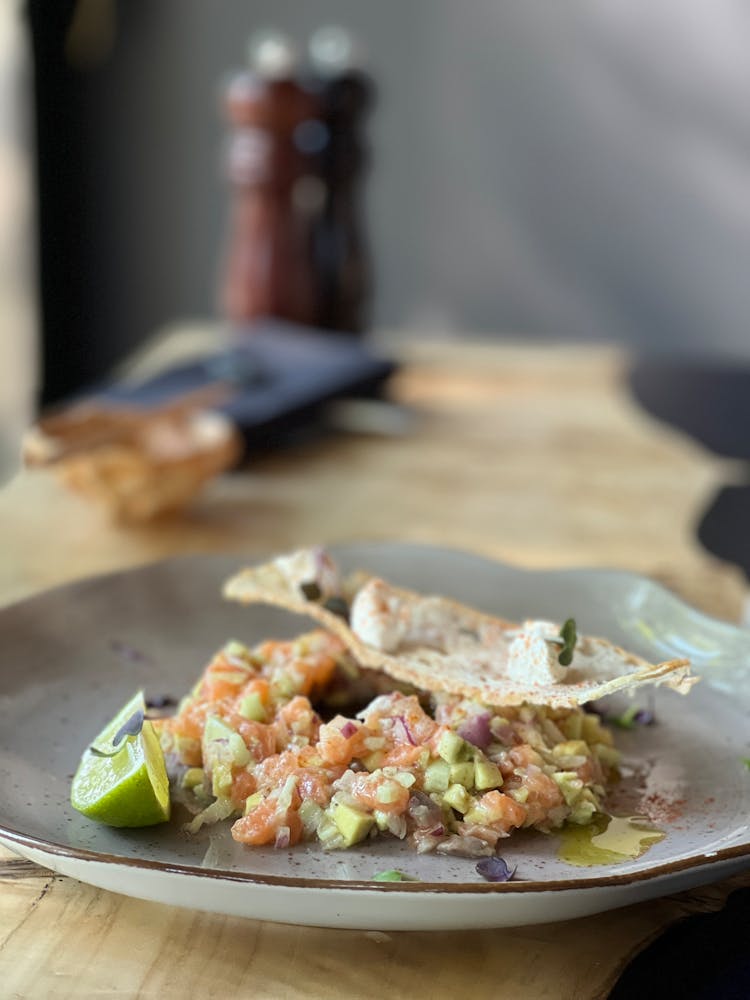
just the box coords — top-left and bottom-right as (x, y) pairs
(300, 581), (322, 601)
(609, 705), (657, 729)
(476, 856), (516, 882)
(585, 701), (656, 728)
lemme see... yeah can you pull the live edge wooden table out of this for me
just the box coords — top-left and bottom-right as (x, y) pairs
(1, 337), (749, 999)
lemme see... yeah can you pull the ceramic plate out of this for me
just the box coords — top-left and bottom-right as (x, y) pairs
(2, 543), (750, 930)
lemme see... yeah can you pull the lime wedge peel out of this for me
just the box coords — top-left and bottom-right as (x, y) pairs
(71, 691), (171, 828)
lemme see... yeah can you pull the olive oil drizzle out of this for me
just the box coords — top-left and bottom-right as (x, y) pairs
(558, 813), (664, 867)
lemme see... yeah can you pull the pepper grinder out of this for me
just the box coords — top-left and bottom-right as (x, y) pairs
(219, 29), (373, 334)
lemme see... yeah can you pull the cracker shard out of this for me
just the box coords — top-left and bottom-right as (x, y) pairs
(222, 548), (696, 708)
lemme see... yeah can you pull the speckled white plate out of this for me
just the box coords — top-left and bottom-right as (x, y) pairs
(2, 543), (750, 930)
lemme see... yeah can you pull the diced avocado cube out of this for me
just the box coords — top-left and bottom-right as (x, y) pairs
(582, 714), (608, 744)
(362, 750), (385, 772)
(204, 717), (251, 765)
(181, 767), (204, 790)
(223, 639), (251, 659)
(317, 811), (346, 850)
(552, 770), (583, 806)
(423, 760), (451, 792)
(562, 714), (583, 740)
(554, 739), (589, 758)
(375, 781), (403, 805)
(463, 803), (487, 825)
(568, 798), (597, 824)
(592, 743), (620, 767)
(474, 759), (503, 791)
(372, 809), (391, 831)
(203, 716), (251, 796)
(443, 783), (472, 814)
(211, 763), (232, 797)
(173, 734), (201, 764)
(332, 803), (375, 846)
(437, 730), (470, 763)
(271, 674), (298, 700)
(243, 791), (264, 815)
(449, 762), (475, 789)
(394, 771), (417, 789)
(237, 691), (266, 722)
(298, 798), (324, 836)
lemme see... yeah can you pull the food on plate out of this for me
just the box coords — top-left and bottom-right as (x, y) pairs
(70, 691), (171, 827)
(72, 547), (696, 866)
(155, 630), (624, 855)
(222, 547), (696, 708)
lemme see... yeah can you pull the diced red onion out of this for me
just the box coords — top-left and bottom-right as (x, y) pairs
(436, 835), (493, 858)
(458, 711), (493, 750)
(275, 826), (291, 849)
(407, 791), (443, 829)
(427, 824), (445, 837)
(476, 856), (516, 882)
(340, 721), (358, 739)
(385, 814), (408, 839)
(395, 715), (416, 745)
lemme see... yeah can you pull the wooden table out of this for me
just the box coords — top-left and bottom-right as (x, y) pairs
(2, 337), (749, 998)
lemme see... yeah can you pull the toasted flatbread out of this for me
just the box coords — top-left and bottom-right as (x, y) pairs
(223, 548), (696, 708)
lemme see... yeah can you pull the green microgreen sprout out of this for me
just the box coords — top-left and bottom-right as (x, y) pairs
(300, 581), (322, 601)
(372, 869), (419, 882)
(547, 617), (577, 666)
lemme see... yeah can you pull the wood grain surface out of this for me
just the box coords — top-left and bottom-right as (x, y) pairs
(1, 337), (748, 999)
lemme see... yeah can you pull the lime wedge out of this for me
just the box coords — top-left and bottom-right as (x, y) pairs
(71, 691), (171, 827)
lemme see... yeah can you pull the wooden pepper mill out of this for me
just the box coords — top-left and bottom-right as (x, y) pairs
(219, 31), (373, 334)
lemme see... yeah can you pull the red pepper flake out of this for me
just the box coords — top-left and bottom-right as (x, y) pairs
(639, 792), (686, 824)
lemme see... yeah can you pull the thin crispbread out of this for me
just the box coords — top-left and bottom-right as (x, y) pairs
(222, 551), (695, 708)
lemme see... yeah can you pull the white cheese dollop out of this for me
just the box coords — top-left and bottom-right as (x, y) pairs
(504, 620), (571, 685)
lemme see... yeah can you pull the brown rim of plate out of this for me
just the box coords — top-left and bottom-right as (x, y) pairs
(1, 823), (748, 894)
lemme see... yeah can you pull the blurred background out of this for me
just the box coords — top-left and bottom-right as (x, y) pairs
(3, 0), (750, 471)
